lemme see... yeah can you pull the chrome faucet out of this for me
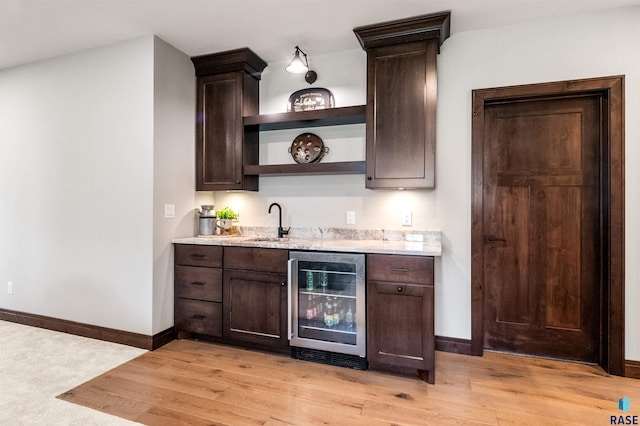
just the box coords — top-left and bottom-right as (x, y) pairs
(268, 202), (290, 239)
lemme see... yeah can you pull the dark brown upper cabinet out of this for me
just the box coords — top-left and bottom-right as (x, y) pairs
(191, 48), (267, 191)
(354, 12), (450, 189)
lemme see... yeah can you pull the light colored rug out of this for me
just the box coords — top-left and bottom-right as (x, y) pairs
(0, 320), (146, 425)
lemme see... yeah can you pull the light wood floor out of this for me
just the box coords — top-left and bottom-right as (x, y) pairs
(58, 339), (640, 425)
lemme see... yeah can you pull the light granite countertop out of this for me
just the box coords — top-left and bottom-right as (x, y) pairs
(172, 227), (441, 257)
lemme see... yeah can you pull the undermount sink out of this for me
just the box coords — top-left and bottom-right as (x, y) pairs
(246, 237), (290, 242)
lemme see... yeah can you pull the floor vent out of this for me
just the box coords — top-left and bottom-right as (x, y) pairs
(291, 347), (367, 370)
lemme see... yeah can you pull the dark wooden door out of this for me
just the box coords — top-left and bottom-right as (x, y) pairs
(367, 282), (434, 374)
(364, 40), (438, 189)
(223, 270), (288, 349)
(195, 72), (260, 191)
(196, 72), (244, 190)
(482, 95), (601, 363)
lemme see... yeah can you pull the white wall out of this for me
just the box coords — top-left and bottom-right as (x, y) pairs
(0, 37), (155, 333)
(152, 37), (196, 334)
(0, 36), (195, 336)
(212, 6), (640, 360)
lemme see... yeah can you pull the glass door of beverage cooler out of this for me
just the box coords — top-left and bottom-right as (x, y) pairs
(288, 251), (366, 357)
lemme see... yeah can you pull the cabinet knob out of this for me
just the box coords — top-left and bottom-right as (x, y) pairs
(367, 176), (372, 180)
(281, 282), (285, 286)
(397, 287), (403, 293)
(236, 179), (241, 184)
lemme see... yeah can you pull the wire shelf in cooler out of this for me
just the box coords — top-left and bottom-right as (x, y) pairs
(299, 290), (356, 299)
(299, 268), (356, 276)
(297, 318), (358, 345)
(299, 324), (357, 336)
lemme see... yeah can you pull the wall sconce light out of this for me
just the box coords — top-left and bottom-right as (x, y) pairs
(285, 46), (318, 85)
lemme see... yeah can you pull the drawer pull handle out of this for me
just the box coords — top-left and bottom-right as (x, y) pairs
(397, 287), (403, 293)
(191, 314), (206, 320)
(190, 281), (206, 286)
(391, 267), (410, 273)
(484, 235), (507, 243)
(190, 253), (206, 259)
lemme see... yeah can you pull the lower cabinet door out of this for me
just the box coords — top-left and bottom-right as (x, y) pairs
(223, 270), (288, 349)
(367, 281), (434, 375)
(175, 298), (222, 337)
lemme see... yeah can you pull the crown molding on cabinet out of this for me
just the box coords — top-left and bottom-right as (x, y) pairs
(353, 11), (451, 50)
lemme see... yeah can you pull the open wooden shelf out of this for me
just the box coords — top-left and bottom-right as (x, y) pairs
(244, 161), (365, 176)
(243, 105), (366, 131)
(242, 105), (366, 177)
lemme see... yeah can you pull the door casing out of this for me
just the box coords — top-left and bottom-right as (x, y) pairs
(470, 76), (625, 375)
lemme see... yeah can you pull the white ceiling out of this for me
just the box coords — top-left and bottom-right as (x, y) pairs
(1, 0), (638, 70)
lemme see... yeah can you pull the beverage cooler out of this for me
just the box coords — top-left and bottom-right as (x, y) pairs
(288, 251), (366, 369)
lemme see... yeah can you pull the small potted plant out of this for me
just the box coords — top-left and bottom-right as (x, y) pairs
(215, 207), (239, 234)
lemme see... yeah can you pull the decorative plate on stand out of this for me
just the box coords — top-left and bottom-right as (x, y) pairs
(287, 88), (335, 112)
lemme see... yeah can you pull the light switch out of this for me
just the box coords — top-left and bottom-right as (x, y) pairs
(164, 204), (175, 219)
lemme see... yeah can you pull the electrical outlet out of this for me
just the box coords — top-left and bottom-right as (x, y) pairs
(401, 211), (412, 226)
(7, 281), (13, 295)
(164, 204), (175, 219)
(346, 211), (356, 225)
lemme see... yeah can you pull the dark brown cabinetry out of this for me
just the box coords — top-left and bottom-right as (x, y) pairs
(192, 48), (267, 191)
(223, 246), (289, 351)
(174, 242), (436, 379)
(366, 254), (435, 383)
(174, 244), (289, 353)
(174, 244), (223, 338)
(354, 12), (450, 189)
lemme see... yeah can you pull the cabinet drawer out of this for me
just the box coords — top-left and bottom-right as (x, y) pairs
(175, 299), (222, 337)
(175, 265), (222, 302)
(175, 244), (222, 268)
(223, 246), (288, 273)
(367, 254), (433, 285)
